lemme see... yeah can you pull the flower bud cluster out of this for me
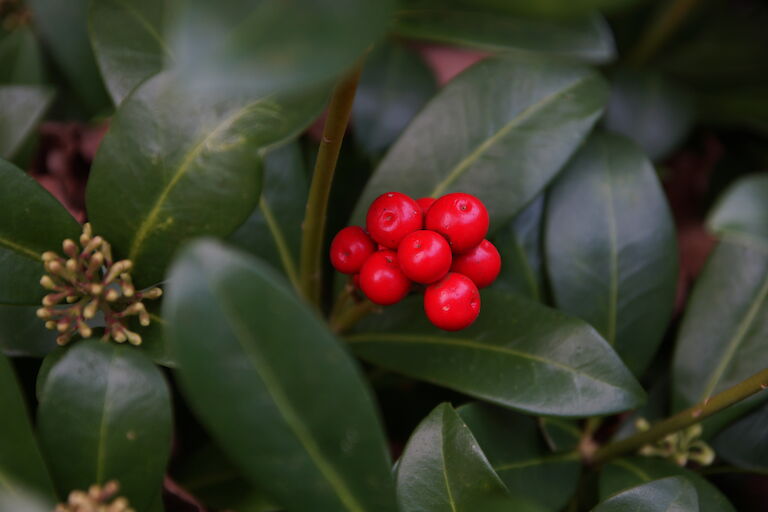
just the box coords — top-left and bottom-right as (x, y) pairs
(55, 481), (134, 512)
(37, 223), (162, 346)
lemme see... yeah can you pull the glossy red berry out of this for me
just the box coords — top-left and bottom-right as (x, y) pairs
(397, 230), (452, 284)
(450, 239), (501, 288)
(416, 197), (436, 214)
(425, 193), (489, 253)
(424, 273), (480, 331)
(359, 250), (411, 305)
(330, 226), (375, 274)
(366, 192), (423, 248)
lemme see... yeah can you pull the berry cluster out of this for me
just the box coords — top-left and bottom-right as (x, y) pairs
(330, 192), (500, 331)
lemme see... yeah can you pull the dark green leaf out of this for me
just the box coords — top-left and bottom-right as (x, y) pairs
(0, 353), (56, 499)
(89, 0), (169, 105)
(603, 69), (694, 161)
(37, 340), (172, 510)
(600, 457), (734, 512)
(86, 72), (325, 287)
(352, 54), (608, 232)
(458, 402), (581, 510)
(137, 302), (174, 367)
(708, 174), (768, 243)
(0, 159), (80, 305)
(174, 445), (278, 512)
(349, 290), (645, 417)
(540, 418), (582, 452)
(167, 0), (394, 96)
(491, 196), (545, 301)
(545, 133), (678, 376)
(672, 239), (768, 429)
(0, 26), (47, 84)
(0, 305), (56, 357)
(698, 87), (768, 137)
(593, 477), (698, 512)
(713, 397), (768, 472)
(352, 41), (437, 156)
(164, 240), (398, 512)
(399, 0), (638, 19)
(0, 490), (54, 512)
(396, 403), (536, 512)
(394, 6), (615, 63)
(0, 86), (53, 160)
(229, 142), (307, 289)
(25, 0), (110, 114)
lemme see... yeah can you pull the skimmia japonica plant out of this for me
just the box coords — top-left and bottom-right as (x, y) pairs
(1, 0), (767, 511)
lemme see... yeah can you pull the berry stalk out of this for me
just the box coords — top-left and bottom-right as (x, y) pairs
(299, 59), (366, 306)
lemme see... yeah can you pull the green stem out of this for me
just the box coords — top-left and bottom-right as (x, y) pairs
(331, 300), (376, 335)
(592, 368), (768, 466)
(628, 0), (701, 66)
(299, 60), (365, 305)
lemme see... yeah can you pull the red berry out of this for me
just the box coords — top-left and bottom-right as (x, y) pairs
(359, 250), (411, 305)
(366, 192), (423, 248)
(330, 226), (375, 274)
(424, 273), (480, 331)
(398, 230), (452, 284)
(425, 193), (489, 253)
(450, 239), (501, 288)
(377, 244), (388, 251)
(416, 197), (436, 214)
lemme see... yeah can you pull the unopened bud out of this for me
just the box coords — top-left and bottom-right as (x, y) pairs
(36, 307), (51, 319)
(56, 334), (70, 345)
(56, 318), (71, 333)
(40, 275), (58, 290)
(62, 239), (79, 257)
(43, 293), (61, 306)
(81, 236), (103, 257)
(83, 300), (99, 319)
(66, 295), (78, 303)
(142, 287), (163, 300)
(125, 330), (142, 346)
(65, 258), (78, 273)
(45, 321), (56, 330)
(89, 283), (104, 295)
(139, 310), (150, 327)
(42, 251), (58, 262)
(113, 328), (127, 343)
(77, 319), (92, 338)
(105, 289), (120, 302)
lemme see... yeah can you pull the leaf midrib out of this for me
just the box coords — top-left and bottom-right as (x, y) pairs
(493, 451), (579, 472)
(429, 74), (593, 197)
(95, 349), (118, 484)
(346, 333), (629, 391)
(0, 235), (41, 260)
(438, 411), (459, 512)
(127, 98), (271, 263)
(111, 0), (175, 61)
(699, 269), (768, 400)
(210, 278), (369, 512)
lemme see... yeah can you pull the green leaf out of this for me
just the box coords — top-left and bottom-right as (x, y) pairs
(600, 457), (734, 512)
(349, 290), (645, 417)
(603, 69), (694, 161)
(396, 403), (534, 512)
(0, 26), (47, 84)
(0, 489), (54, 512)
(593, 477), (698, 512)
(174, 445), (278, 512)
(0, 305), (56, 357)
(351, 54), (608, 232)
(89, 0), (169, 105)
(491, 195), (545, 301)
(167, 0), (394, 96)
(0, 159), (81, 305)
(672, 238), (768, 427)
(86, 72), (325, 287)
(399, 0), (638, 19)
(545, 133), (678, 376)
(352, 41), (437, 156)
(229, 142), (306, 290)
(164, 240), (398, 512)
(25, 0), (110, 114)
(394, 5), (615, 63)
(540, 418), (582, 452)
(457, 402), (580, 511)
(712, 396), (768, 472)
(698, 87), (768, 137)
(708, 174), (768, 243)
(0, 353), (56, 499)
(37, 339), (172, 510)
(0, 86), (54, 160)
(136, 302), (174, 367)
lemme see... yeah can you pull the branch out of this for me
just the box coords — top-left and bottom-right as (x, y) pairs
(591, 368), (768, 466)
(628, 0), (701, 66)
